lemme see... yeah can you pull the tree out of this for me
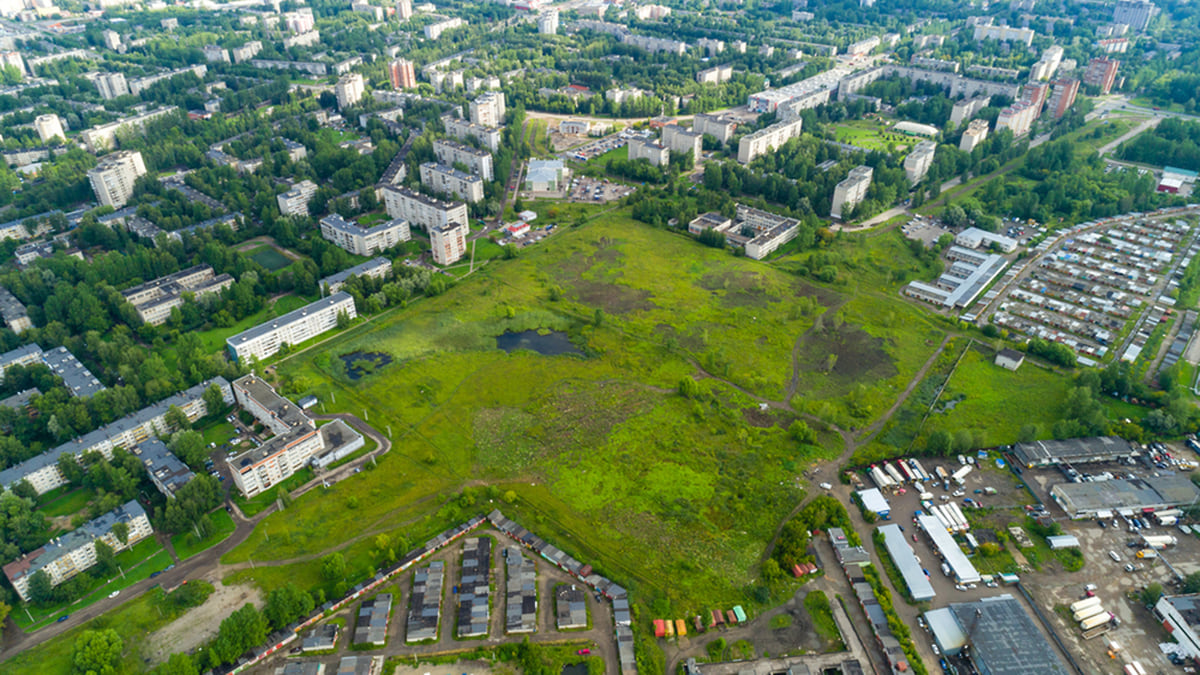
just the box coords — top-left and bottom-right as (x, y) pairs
(789, 420), (816, 445)
(112, 521), (129, 546)
(1183, 572), (1200, 594)
(320, 552), (346, 581)
(202, 384), (227, 417)
(264, 583), (316, 630)
(27, 570), (54, 606)
(151, 652), (199, 675)
(926, 430), (953, 455)
(169, 430), (208, 469)
(93, 540), (117, 577)
(72, 628), (122, 675)
(164, 405), (190, 432)
(1140, 582), (1164, 606)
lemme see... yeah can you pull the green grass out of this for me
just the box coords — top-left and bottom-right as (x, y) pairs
(233, 467), (315, 517)
(832, 119), (911, 153)
(197, 419), (238, 447)
(36, 487), (97, 519)
(248, 245), (293, 272)
(171, 509), (237, 560)
(358, 211), (391, 225)
(4, 583), (215, 675)
(804, 590), (844, 651)
(14, 539), (172, 631)
(525, 118), (553, 157)
(196, 294), (314, 353)
(318, 128), (361, 144)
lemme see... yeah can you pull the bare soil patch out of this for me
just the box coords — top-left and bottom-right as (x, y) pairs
(795, 324), (898, 384)
(145, 580), (263, 666)
(573, 280), (656, 314)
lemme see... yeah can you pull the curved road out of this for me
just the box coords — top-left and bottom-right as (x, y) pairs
(0, 413), (390, 661)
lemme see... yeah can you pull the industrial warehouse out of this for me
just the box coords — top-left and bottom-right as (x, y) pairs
(924, 596), (1072, 675)
(1011, 436), (1139, 467)
(1050, 475), (1200, 518)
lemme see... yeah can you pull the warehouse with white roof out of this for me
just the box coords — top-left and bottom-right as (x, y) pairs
(917, 515), (981, 584)
(879, 524), (936, 601)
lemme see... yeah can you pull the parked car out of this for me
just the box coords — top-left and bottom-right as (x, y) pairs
(57, 615), (70, 623)
(108, 590), (120, 599)
(577, 649), (591, 655)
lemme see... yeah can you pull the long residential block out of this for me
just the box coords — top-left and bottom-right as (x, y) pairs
(0, 377), (232, 495)
(321, 257), (393, 294)
(320, 214), (411, 256)
(432, 139), (493, 181)
(277, 180), (318, 217)
(226, 293), (356, 363)
(419, 162), (485, 203)
(3, 500), (153, 602)
(441, 115), (503, 152)
(737, 118), (803, 164)
(0, 286), (31, 333)
(382, 185), (469, 234)
(122, 264), (234, 326)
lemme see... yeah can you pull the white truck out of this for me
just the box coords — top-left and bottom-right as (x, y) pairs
(951, 465), (973, 485)
(910, 459), (930, 482)
(1069, 596), (1102, 614)
(1141, 534), (1178, 550)
(870, 466), (893, 489)
(1079, 613), (1113, 631)
(1073, 605), (1107, 622)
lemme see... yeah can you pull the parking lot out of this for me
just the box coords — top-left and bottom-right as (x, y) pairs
(563, 132), (628, 162)
(568, 176), (631, 203)
(992, 211), (1200, 362)
(899, 215), (950, 248)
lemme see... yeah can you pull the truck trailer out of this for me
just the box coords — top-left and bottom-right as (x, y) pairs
(1141, 534), (1178, 550)
(1079, 612), (1113, 631)
(910, 459), (930, 482)
(1073, 605), (1107, 622)
(884, 462), (906, 485)
(951, 465), (973, 485)
(1069, 596), (1102, 614)
(869, 466), (893, 489)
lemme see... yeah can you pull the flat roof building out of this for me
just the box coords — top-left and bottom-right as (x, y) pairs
(135, 438), (194, 498)
(917, 515), (981, 584)
(879, 524), (936, 601)
(87, 150), (146, 209)
(441, 114), (503, 153)
(226, 293), (356, 363)
(960, 118), (990, 152)
(354, 594), (392, 646)
(382, 185), (468, 234)
(738, 118), (803, 164)
(457, 537), (492, 637)
(419, 162), (484, 203)
(432, 139), (493, 181)
(903, 249), (1007, 309)
(904, 140), (937, 185)
(1012, 436), (1137, 467)
(556, 584), (588, 630)
(1051, 476), (1200, 519)
(505, 546), (538, 633)
(1155, 594), (1200, 660)
(3, 501), (153, 602)
(857, 488), (891, 518)
(41, 347), (105, 398)
(321, 257), (393, 295)
(277, 179), (318, 217)
(628, 138), (669, 167)
(524, 159), (568, 192)
(320, 214), (411, 256)
(831, 166), (873, 220)
(407, 561), (444, 642)
(430, 221), (468, 266)
(956, 227), (1018, 253)
(0, 286), (31, 333)
(924, 595), (1070, 674)
(122, 264), (234, 326)
(693, 113), (737, 143)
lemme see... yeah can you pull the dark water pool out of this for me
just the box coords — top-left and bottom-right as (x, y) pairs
(496, 329), (583, 356)
(339, 351), (393, 379)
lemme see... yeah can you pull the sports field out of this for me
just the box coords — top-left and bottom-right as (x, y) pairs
(223, 211), (947, 614)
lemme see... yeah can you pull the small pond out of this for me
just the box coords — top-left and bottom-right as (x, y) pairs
(496, 329), (583, 356)
(561, 664), (588, 675)
(339, 351), (393, 380)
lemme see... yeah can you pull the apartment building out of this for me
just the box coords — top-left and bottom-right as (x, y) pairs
(277, 179), (318, 217)
(122, 264), (234, 326)
(1047, 78), (1080, 119)
(973, 23), (1035, 46)
(0, 344), (42, 380)
(661, 125), (703, 162)
(831, 166), (874, 219)
(83, 107), (179, 153)
(320, 214), (411, 256)
(420, 162), (485, 203)
(3, 501), (153, 602)
(41, 347), (106, 398)
(0, 378), (233, 495)
(388, 58), (417, 89)
(87, 150), (147, 209)
(225, 293), (357, 363)
(959, 119), (990, 152)
(336, 73), (365, 110)
(1030, 45), (1064, 81)
(950, 96), (991, 126)
(231, 41), (263, 63)
(128, 65), (207, 96)
(469, 92), (506, 127)
(430, 221), (468, 265)
(203, 45), (230, 63)
(397, 0), (413, 19)
(737, 118), (803, 164)
(996, 101), (1037, 136)
(92, 72), (130, 100)
(135, 438), (195, 498)
(432, 139), (493, 180)
(537, 10), (558, 34)
(381, 185), (469, 233)
(1113, 0), (1157, 30)
(737, 205), (801, 260)
(442, 115), (502, 152)
(696, 64), (733, 84)
(693, 113), (737, 143)
(425, 17), (466, 40)
(321, 257), (393, 294)
(1084, 58), (1120, 94)
(904, 140), (937, 185)
(0, 286), (31, 333)
(628, 138), (669, 167)
(34, 114), (64, 143)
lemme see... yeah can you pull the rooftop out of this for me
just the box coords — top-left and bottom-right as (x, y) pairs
(433, 138), (490, 157)
(0, 286), (29, 322)
(1012, 436), (1135, 466)
(321, 214), (408, 237)
(1051, 476), (1200, 514)
(421, 162), (483, 184)
(321, 257), (392, 290)
(948, 595), (1070, 675)
(3, 500), (146, 585)
(226, 292), (354, 349)
(879, 524), (936, 601)
(917, 515), (981, 583)
(41, 346), (106, 398)
(384, 184), (467, 211)
(135, 438), (194, 496)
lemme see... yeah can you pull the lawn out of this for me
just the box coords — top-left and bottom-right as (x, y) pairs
(358, 211), (391, 225)
(197, 419), (238, 447)
(3, 583), (215, 675)
(36, 486), (97, 519)
(832, 119), (912, 153)
(220, 209), (952, 617)
(248, 245), (294, 272)
(196, 294), (314, 353)
(171, 508), (237, 560)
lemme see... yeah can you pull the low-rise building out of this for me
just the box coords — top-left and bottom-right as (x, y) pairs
(432, 139), (493, 181)
(505, 546), (537, 633)
(956, 227), (1018, 253)
(628, 138), (669, 167)
(321, 257), (393, 294)
(0, 286), (31, 333)
(524, 159), (568, 191)
(320, 214), (411, 256)
(1050, 475), (1199, 518)
(1154, 595), (1200, 660)
(382, 185), (468, 233)
(122, 264), (234, 326)
(407, 561), (444, 642)
(277, 179), (319, 217)
(696, 64), (733, 84)
(995, 348), (1025, 370)
(226, 294), (356, 363)
(904, 140), (937, 185)
(457, 537), (492, 637)
(3, 501), (153, 602)
(737, 118), (803, 164)
(354, 594), (392, 646)
(136, 438), (194, 498)
(419, 162), (485, 203)
(0, 344), (43, 380)
(831, 166), (873, 219)
(556, 585), (588, 629)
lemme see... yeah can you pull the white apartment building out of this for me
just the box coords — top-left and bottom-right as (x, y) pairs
(382, 185), (469, 233)
(82, 107), (178, 153)
(996, 101), (1037, 136)
(0, 288), (31, 334)
(87, 150), (147, 209)
(696, 64), (733, 85)
(469, 91), (506, 127)
(950, 96), (991, 126)
(442, 115), (502, 152)
(283, 31), (320, 49)
(34, 114), (64, 143)
(959, 119), (990, 152)
(430, 221), (468, 265)
(3, 501), (153, 602)
(694, 113), (737, 143)
(203, 45), (230, 63)
(0, 50), (24, 77)
(319, 214), (411, 256)
(0, 378), (233, 495)
(420, 162), (485, 203)
(336, 73), (365, 110)
(321, 257), (393, 294)
(226, 293), (357, 363)
(93, 72), (130, 100)
(425, 17), (466, 40)
(123, 265), (234, 326)
(737, 118), (803, 164)
(831, 166), (873, 219)
(698, 37), (724, 56)
(276, 179), (318, 217)
(397, 0), (413, 20)
(973, 23), (1035, 46)
(284, 8), (315, 33)
(904, 140), (937, 185)
(628, 138), (669, 167)
(537, 10), (558, 34)
(1031, 45), (1064, 81)
(661, 125), (702, 162)
(231, 41), (263, 63)
(433, 139), (494, 180)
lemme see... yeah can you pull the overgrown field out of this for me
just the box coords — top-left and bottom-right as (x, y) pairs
(225, 212), (948, 613)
